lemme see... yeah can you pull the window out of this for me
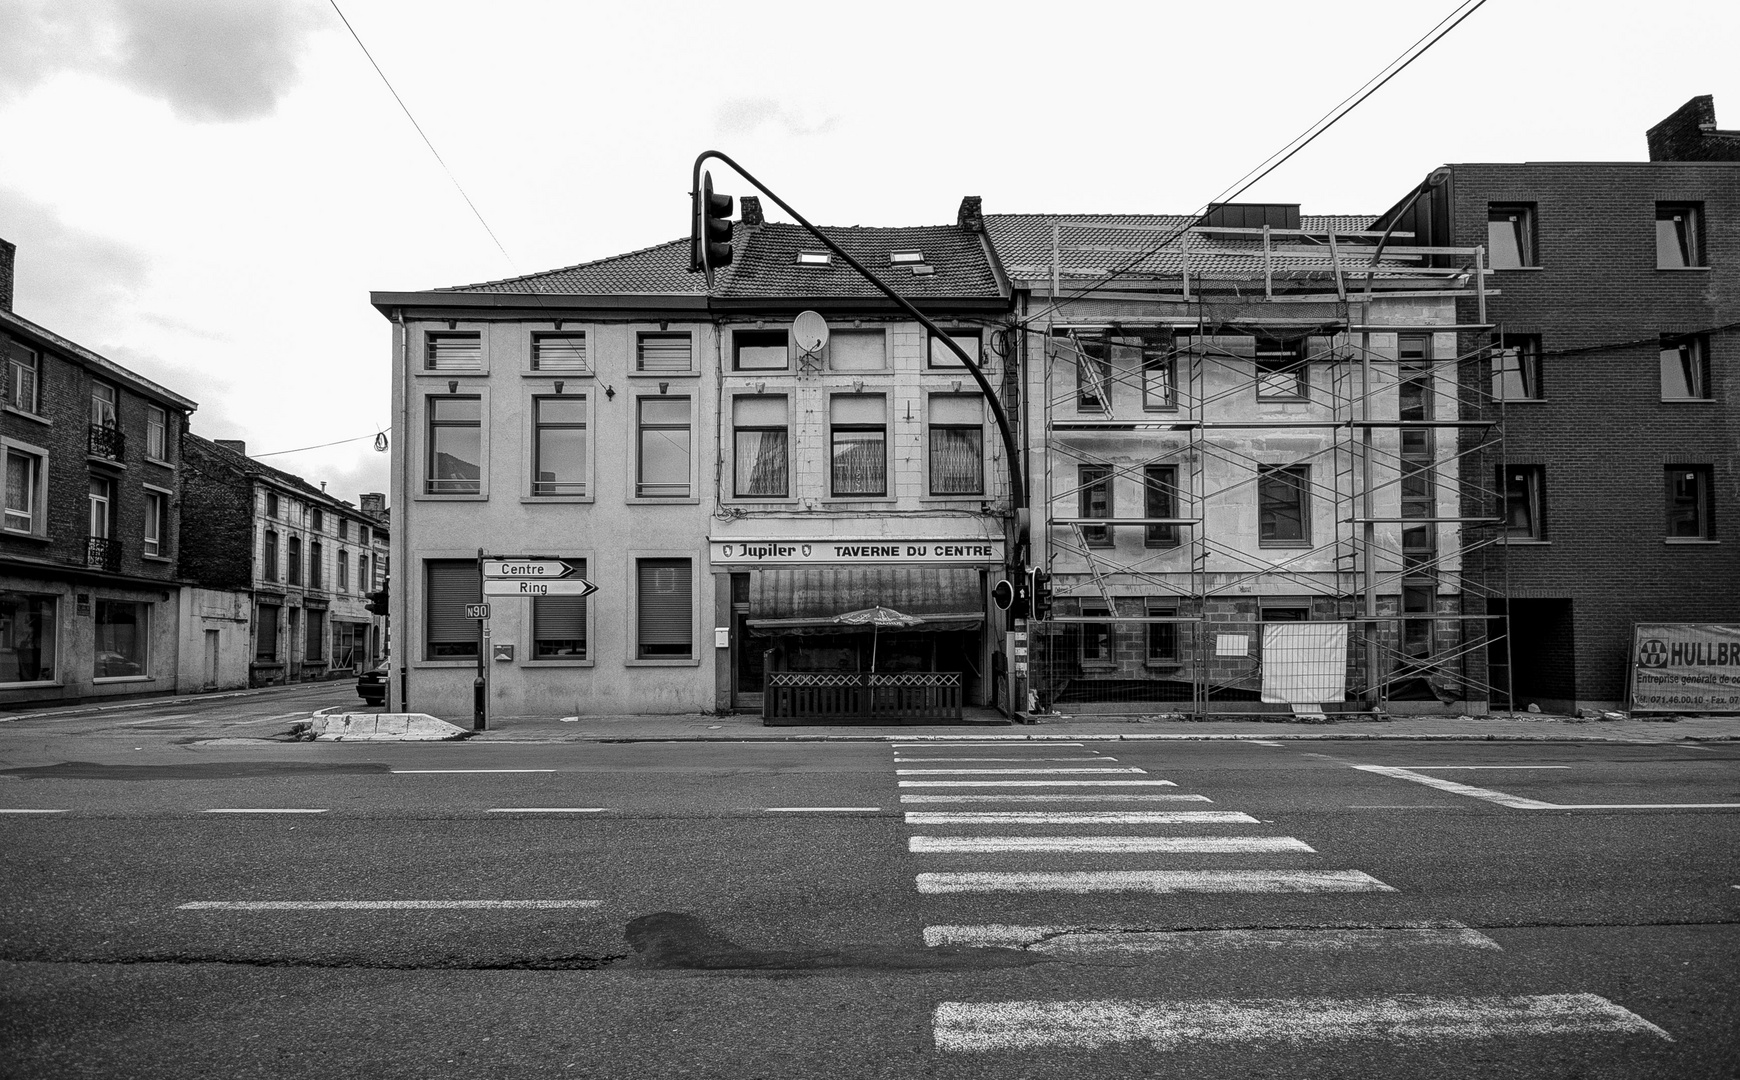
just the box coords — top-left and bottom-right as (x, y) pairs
(1146, 599), (1178, 663)
(1665, 466), (1713, 540)
(534, 561), (588, 659)
(1073, 336), (1112, 411)
(636, 558), (692, 659)
(143, 491), (164, 557)
(532, 395), (588, 496)
(425, 559), (481, 659)
(890, 250), (924, 264)
(637, 332), (692, 373)
(1499, 465), (1544, 541)
(1656, 203), (1703, 268)
(359, 524), (370, 546)
(928, 329), (982, 369)
(828, 329), (886, 371)
(310, 508), (323, 533)
(636, 397), (691, 498)
(1487, 204), (1536, 268)
(1255, 335), (1306, 398)
(0, 591), (57, 684)
(90, 383), (117, 428)
(426, 396), (482, 494)
(1261, 602), (1310, 623)
(1660, 335), (1710, 401)
(796, 251), (831, 266)
(287, 536), (302, 585)
(1257, 465), (1310, 545)
(531, 331), (587, 372)
(1402, 584), (1435, 658)
(733, 329), (789, 371)
(1142, 341), (1176, 410)
(1078, 464), (1113, 547)
(1080, 601), (1112, 664)
(1144, 465), (1179, 548)
(928, 394), (983, 496)
(3, 445), (44, 534)
(1492, 335), (1543, 400)
(145, 405), (167, 460)
(337, 519), (348, 541)
(87, 476), (112, 539)
(305, 609), (326, 662)
(338, 550), (349, 592)
(333, 622), (361, 670)
(425, 331), (481, 371)
(310, 541), (323, 589)
(256, 603), (279, 661)
(266, 492), (279, 518)
(4, 340), (38, 413)
(93, 599), (148, 678)
(359, 554), (371, 592)
(733, 395), (789, 498)
(829, 394), (887, 497)
(263, 531), (279, 581)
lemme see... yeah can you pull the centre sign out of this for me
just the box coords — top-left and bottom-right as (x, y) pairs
(483, 559), (579, 579)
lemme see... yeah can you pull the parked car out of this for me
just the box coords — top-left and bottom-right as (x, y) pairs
(357, 659), (388, 706)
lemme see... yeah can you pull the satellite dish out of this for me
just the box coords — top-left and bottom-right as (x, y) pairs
(792, 310), (830, 354)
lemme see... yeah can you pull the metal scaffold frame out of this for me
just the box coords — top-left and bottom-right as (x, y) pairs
(1024, 220), (1517, 718)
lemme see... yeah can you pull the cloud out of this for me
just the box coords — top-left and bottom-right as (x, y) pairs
(0, 185), (150, 333)
(715, 96), (840, 138)
(0, 0), (321, 122)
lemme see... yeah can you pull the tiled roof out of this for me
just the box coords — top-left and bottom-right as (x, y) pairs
(437, 223), (1002, 300)
(185, 433), (380, 521)
(985, 213), (1396, 283)
(716, 223), (1002, 300)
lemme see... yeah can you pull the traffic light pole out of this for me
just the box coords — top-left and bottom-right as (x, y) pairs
(690, 151), (1026, 519)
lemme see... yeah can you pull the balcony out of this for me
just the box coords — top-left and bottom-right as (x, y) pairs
(88, 424), (126, 462)
(85, 536), (122, 572)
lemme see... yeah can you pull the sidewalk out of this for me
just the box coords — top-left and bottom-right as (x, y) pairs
(462, 709), (1740, 744)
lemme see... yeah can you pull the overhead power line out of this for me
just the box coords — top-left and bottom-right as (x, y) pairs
(252, 431), (391, 459)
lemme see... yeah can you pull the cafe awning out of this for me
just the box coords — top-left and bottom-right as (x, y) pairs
(746, 567), (984, 635)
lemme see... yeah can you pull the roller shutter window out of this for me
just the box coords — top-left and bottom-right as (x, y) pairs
(637, 558), (692, 659)
(425, 559), (481, 659)
(534, 561), (588, 659)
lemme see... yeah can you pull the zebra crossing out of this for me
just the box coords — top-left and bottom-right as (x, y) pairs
(892, 740), (1671, 1055)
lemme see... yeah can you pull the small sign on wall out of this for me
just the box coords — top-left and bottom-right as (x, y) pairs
(714, 627), (730, 649)
(1215, 633), (1249, 657)
(76, 593), (91, 617)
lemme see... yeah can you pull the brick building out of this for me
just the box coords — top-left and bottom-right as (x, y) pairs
(1371, 96), (1740, 711)
(179, 434), (389, 689)
(2, 240), (199, 707)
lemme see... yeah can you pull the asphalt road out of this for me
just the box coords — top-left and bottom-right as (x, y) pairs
(2, 696), (1737, 1078)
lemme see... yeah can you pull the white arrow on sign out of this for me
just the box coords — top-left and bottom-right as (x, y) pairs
(482, 578), (599, 598)
(483, 559), (579, 580)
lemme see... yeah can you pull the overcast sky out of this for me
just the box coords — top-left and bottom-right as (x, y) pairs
(4, 0), (1736, 506)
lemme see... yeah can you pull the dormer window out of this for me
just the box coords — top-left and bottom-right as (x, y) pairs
(890, 251), (924, 264)
(796, 251), (831, 266)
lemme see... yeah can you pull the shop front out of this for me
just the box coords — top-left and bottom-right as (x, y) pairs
(710, 538), (1005, 724)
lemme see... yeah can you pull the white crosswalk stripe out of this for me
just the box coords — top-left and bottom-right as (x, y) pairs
(900, 779), (1178, 787)
(896, 768), (1148, 775)
(916, 869), (1394, 895)
(901, 793), (1212, 804)
(923, 923), (1502, 952)
(909, 836), (1313, 854)
(907, 810), (1255, 825)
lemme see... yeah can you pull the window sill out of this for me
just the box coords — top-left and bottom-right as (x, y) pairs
(1, 530), (51, 543)
(1655, 266), (1710, 272)
(731, 367), (793, 376)
(92, 675), (153, 685)
(522, 495), (595, 504)
(523, 659), (596, 668)
(625, 657), (701, 667)
(1659, 398), (1714, 404)
(524, 370), (593, 378)
(1664, 538), (1719, 545)
(86, 455), (127, 470)
(416, 493), (489, 501)
(143, 456), (174, 469)
(920, 494), (989, 503)
(1255, 395), (1309, 404)
(1492, 266), (1544, 272)
(1500, 539), (1551, 546)
(823, 496), (895, 505)
(627, 496), (700, 506)
(0, 680), (63, 690)
(142, 554), (173, 563)
(1080, 661), (1118, 673)
(415, 369), (488, 378)
(1495, 398), (1547, 404)
(629, 371), (699, 380)
(415, 659), (481, 668)
(2, 404), (50, 425)
(1257, 542), (1313, 549)
(1144, 661), (1182, 671)
(726, 497), (800, 506)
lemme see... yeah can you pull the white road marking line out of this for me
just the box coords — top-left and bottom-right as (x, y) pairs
(765, 807), (881, 812)
(910, 836), (1313, 854)
(924, 922), (1501, 952)
(906, 811), (1259, 825)
(1348, 805), (1461, 809)
(892, 742), (1085, 748)
(901, 779), (1178, 788)
(932, 993), (1670, 1051)
(392, 769), (557, 774)
(119, 713), (196, 726)
(203, 808), (327, 814)
(1399, 766), (1571, 770)
(894, 757), (1114, 763)
(902, 793), (1212, 804)
(1354, 764), (1740, 810)
(917, 869), (1393, 895)
(178, 900), (602, 911)
(0, 808), (68, 814)
(897, 768), (1146, 775)
(486, 808), (609, 813)
(1248, 740), (1284, 747)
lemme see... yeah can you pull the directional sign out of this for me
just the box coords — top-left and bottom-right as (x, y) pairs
(482, 578), (599, 598)
(483, 559), (579, 580)
(463, 604), (491, 619)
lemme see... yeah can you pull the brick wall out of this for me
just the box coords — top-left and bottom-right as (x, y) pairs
(178, 434), (256, 589)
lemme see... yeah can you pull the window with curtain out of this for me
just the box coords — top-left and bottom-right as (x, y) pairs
(636, 558), (692, 659)
(830, 394), (886, 497)
(927, 394), (983, 495)
(733, 395), (789, 498)
(424, 559), (481, 658)
(143, 491), (164, 557)
(146, 406), (167, 460)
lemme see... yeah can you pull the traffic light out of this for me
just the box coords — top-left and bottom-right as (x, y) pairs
(1029, 568), (1053, 622)
(365, 587), (390, 617)
(690, 170), (734, 286)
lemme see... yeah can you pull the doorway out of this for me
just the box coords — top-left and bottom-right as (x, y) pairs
(204, 629), (220, 689)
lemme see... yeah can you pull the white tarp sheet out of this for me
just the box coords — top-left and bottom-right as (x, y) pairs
(1261, 622), (1349, 704)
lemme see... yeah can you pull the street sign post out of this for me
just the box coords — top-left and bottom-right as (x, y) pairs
(464, 604), (491, 619)
(481, 578), (599, 598)
(482, 559), (580, 579)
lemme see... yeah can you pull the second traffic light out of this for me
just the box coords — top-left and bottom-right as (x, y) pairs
(690, 170), (734, 286)
(1028, 568), (1053, 622)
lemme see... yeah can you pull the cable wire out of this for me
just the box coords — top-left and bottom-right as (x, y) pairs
(252, 431), (390, 459)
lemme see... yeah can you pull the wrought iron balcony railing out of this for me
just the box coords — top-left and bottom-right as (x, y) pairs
(88, 424), (126, 461)
(85, 536), (122, 571)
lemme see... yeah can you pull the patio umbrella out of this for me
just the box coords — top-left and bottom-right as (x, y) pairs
(831, 606), (924, 671)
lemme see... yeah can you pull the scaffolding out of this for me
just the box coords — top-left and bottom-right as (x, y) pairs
(1023, 219), (1515, 717)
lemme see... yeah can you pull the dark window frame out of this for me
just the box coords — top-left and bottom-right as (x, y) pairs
(1665, 465), (1714, 540)
(732, 329), (791, 372)
(1491, 334), (1543, 401)
(1655, 203), (1704, 269)
(532, 394), (589, 497)
(425, 394), (484, 495)
(1144, 464), (1179, 549)
(636, 396), (692, 499)
(1487, 203), (1538, 268)
(1499, 465), (1545, 541)
(1660, 334), (1711, 401)
(1078, 464), (1113, 547)
(1257, 465), (1311, 546)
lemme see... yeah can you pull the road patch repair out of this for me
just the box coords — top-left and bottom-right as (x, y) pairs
(293, 712), (470, 742)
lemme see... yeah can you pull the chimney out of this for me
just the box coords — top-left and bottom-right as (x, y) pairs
(956, 196), (984, 233)
(739, 195), (765, 229)
(1647, 95), (1740, 161)
(216, 439), (247, 455)
(360, 492), (386, 514)
(0, 237), (15, 313)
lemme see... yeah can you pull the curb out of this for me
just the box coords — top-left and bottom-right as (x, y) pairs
(459, 731), (1734, 745)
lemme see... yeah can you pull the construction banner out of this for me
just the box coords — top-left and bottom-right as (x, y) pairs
(1629, 623), (1740, 714)
(1261, 622), (1349, 704)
